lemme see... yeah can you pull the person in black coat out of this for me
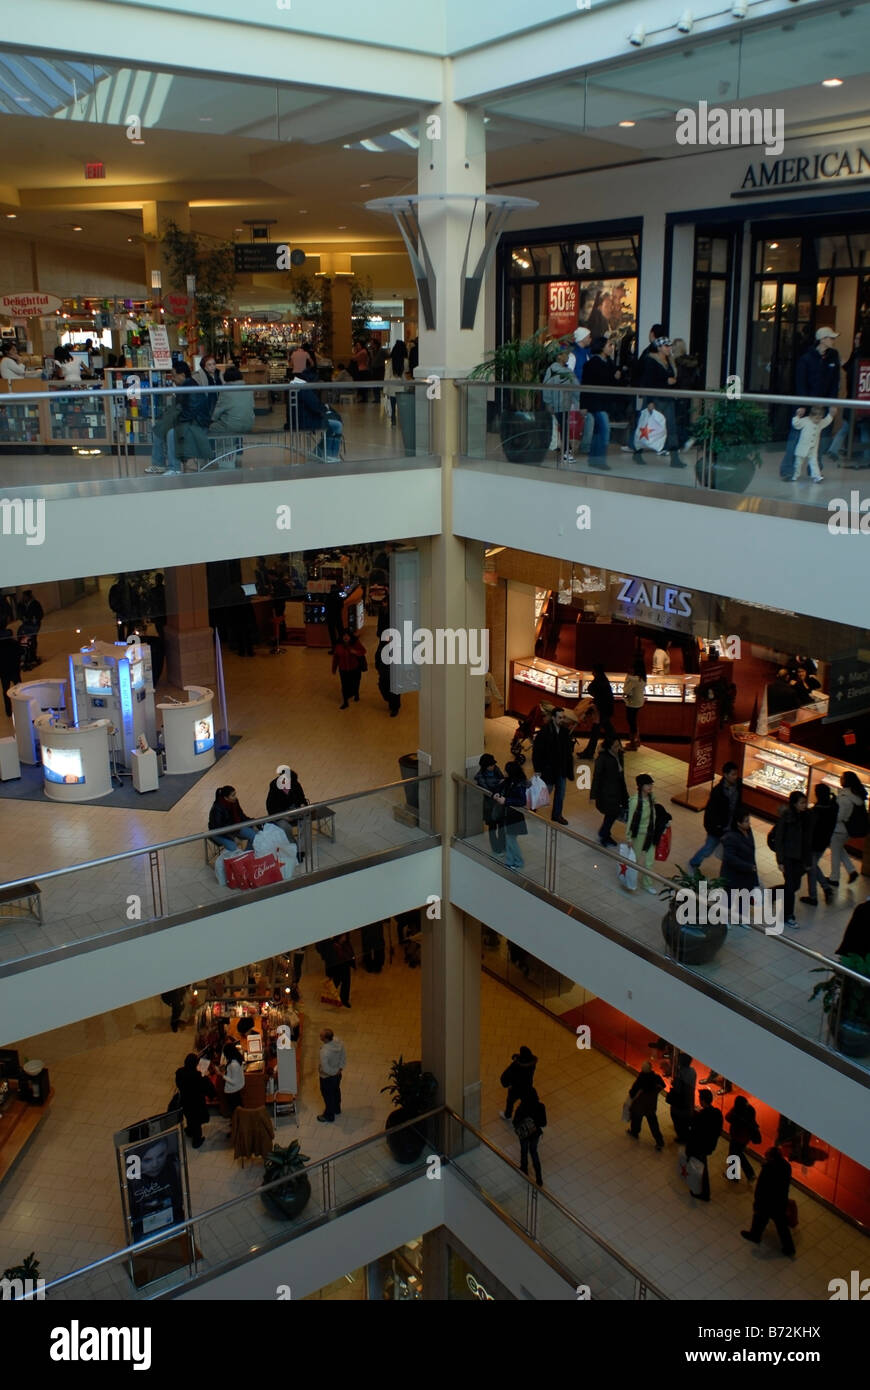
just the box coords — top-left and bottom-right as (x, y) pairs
(0, 627), (22, 717)
(667, 1052), (697, 1144)
(578, 665), (616, 761)
(590, 734), (627, 847)
(580, 336), (623, 470)
(802, 783), (838, 906)
(475, 753), (506, 856)
(627, 1060), (666, 1148)
(208, 785), (258, 853)
(324, 583), (345, 653)
(532, 707), (575, 824)
(686, 1089), (724, 1201)
(725, 1094), (761, 1182)
(689, 762), (742, 872)
(513, 1086), (546, 1187)
(836, 899), (870, 958)
(741, 1148), (796, 1255)
(772, 791), (812, 928)
(500, 1045), (537, 1121)
(175, 1052), (215, 1148)
(266, 765), (308, 860)
(494, 760), (529, 871)
(360, 919), (385, 973)
(720, 807), (759, 926)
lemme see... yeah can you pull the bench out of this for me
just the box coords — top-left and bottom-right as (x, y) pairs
(0, 882), (42, 925)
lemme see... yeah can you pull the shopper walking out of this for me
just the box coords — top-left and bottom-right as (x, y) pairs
(720, 807), (759, 925)
(670, 338), (701, 448)
(221, 1044), (246, 1122)
(626, 774), (671, 893)
(836, 898), (870, 956)
(779, 327), (840, 479)
(772, 790), (812, 929)
(495, 760), (530, 871)
(360, 920), (386, 973)
(542, 347), (577, 462)
(375, 626), (401, 716)
(688, 762), (742, 872)
(475, 753), (506, 856)
(332, 630), (367, 708)
(685, 1089), (723, 1201)
(636, 337), (685, 468)
(667, 1052), (697, 1144)
(788, 405), (833, 484)
(160, 987), (186, 1034)
(208, 785), (258, 853)
(324, 582), (344, 653)
(829, 770), (867, 887)
(175, 1053), (215, 1149)
(591, 733), (627, 848)
(626, 1061), (666, 1148)
(725, 1095), (761, 1182)
(741, 1148), (796, 1256)
(317, 1027), (346, 1122)
(532, 705), (575, 824)
(327, 932), (355, 1008)
(802, 783), (838, 905)
(0, 625), (22, 717)
(581, 334), (623, 470)
(578, 664), (615, 761)
(568, 326), (594, 454)
(622, 658), (647, 749)
(513, 1086), (546, 1187)
(500, 1045), (538, 1121)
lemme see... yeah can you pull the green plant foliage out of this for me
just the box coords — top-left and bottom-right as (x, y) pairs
(658, 865), (728, 902)
(692, 392), (772, 466)
(2, 1252), (39, 1282)
(810, 953), (870, 1025)
(381, 1056), (438, 1115)
(162, 221), (237, 353)
(469, 328), (561, 410)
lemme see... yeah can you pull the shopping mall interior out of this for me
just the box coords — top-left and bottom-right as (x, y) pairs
(0, 0), (868, 1318)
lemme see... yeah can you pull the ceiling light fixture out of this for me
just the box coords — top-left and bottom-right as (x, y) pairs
(619, 120), (636, 127)
(360, 183), (370, 188)
(769, 241), (779, 248)
(338, 225), (347, 229)
(677, 9), (694, 32)
(5, 213), (17, 219)
(822, 77), (843, 87)
(72, 225), (83, 231)
(629, 24), (646, 45)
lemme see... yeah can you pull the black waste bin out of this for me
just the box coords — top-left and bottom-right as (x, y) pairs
(398, 753), (419, 810)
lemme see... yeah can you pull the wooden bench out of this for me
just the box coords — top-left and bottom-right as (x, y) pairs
(0, 882), (42, 925)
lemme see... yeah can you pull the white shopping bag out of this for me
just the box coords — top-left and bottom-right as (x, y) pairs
(526, 775), (550, 811)
(617, 842), (637, 892)
(254, 822), (296, 881)
(686, 1156), (705, 1196)
(633, 406), (668, 454)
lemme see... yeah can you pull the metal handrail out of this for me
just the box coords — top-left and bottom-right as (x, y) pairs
(3, 378), (424, 405)
(0, 773), (440, 894)
(453, 772), (869, 987)
(454, 378), (870, 412)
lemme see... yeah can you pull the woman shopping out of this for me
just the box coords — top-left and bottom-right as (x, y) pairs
(626, 773), (671, 893)
(331, 631), (367, 709)
(494, 761), (530, 871)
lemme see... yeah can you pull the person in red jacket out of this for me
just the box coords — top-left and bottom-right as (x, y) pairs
(331, 631), (367, 708)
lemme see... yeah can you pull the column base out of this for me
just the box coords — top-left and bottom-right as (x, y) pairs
(163, 625), (216, 689)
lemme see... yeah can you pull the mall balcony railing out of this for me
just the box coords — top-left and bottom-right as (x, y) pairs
(0, 377), (436, 492)
(27, 1107), (668, 1302)
(0, 773), (439, 975)
(455, 377), (870, 518)
(453, 775), (870, 1085)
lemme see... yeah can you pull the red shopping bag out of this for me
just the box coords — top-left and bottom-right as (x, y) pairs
(250, 852), (282, 888)
(224, 850), (255, 890)
(654, 826), (672, 862)
(568, 408), (585, 444)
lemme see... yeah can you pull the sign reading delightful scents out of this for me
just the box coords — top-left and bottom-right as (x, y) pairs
(0, 292), (62, 318)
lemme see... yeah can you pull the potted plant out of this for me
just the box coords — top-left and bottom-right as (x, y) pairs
(809, 953), (870, 1058)
(2, 1252), (39, 1298)
(659, 865), (730, 965)
(469, 328), (559, 464)
(381, 1056), (438, 1163)
(692, 393), (771, 494)
(260, 1140), (312, 1220)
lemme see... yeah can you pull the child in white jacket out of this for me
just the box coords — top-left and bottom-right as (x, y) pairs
(790, 406), (833, 482)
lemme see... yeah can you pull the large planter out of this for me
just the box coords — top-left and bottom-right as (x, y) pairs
(661, 907), (728, 965)
(832, 1016), (870, 1059)
(695, 445), (757, 495)
(385, 1107), (426, 1164)
(499, 410), (552, 465)
(260, 1169), (312, 1221)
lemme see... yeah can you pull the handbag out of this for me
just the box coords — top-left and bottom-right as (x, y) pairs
(677, 1147), (689, 1179)
(617, 842), (637, 892)
(785, 1198), (799, 1229)
(526, 774), (550, 811)
(621, 1097), (633, 1124)
(654, 825), (672, 862)
(514, 1115), (537, 1141)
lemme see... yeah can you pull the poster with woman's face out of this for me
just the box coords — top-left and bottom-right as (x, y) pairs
(194, 715), (214, 756)
(119, 1130), (186, 1244)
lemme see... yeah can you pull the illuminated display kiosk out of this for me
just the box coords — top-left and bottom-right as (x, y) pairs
(158, 686), (216, 775)
(69, 641), (156, 769)
(9, 679), (69, 765)
(34, 712), (112, 802)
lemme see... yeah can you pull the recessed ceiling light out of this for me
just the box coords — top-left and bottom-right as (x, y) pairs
(298, 209), (307, 214)
(619, 120), (636, 127)
(72, 225), (83, 232)
(769, 242), (779, 249)
(822, 77), (843, 87)
(360, 183), (370, 188)
(338, 225), (347, 229)
(127, 236), (133, 242)
(199, 116), (213, 122)
(5, 213), (17, 219)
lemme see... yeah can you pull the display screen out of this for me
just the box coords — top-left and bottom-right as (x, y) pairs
(85, 666), (112, 694)
(43, 745), (85, 785)
(242, 583), (257, 597)
(129, 660), (145, 691)
(194, 715), (214, 756)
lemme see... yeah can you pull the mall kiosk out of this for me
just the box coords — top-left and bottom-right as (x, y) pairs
(304, 575), (365, 648)
(69, 640), (156, 768)
(158, 686), (215, 775)
(9, 678), (68, 765)
(34, 711), (112, 802)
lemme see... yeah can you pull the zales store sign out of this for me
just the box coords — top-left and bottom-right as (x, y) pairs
(614, 577), (702, 633)
(733, 147), (870, 198)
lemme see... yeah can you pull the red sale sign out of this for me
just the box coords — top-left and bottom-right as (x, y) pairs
(856, 359), (870, 418)
(687, 735), (717, 788)
(547, 281), (580, 339)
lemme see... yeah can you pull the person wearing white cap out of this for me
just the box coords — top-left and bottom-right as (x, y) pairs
(778, 326), (841, 480)
(567, 327), (595, 455)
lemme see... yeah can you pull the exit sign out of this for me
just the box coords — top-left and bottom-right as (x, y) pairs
(85, 162), (105, 179)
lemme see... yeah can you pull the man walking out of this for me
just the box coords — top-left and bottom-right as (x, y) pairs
(317, 1027), (346, 1123)
(741, 1148), (796, 1256)
(686, 1088), (724, 1202)
(667, 1051), (697, 1144)
(532, 706), (575, 825)
(689, 762), (742, 873)
(779, 327), (841, 479)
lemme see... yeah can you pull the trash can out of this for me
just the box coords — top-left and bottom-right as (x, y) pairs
(398, 753), (419, 810)
(19, 1058), (49, 1104)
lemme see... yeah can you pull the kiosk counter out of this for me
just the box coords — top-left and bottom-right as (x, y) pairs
(159, 686), (216, 775)
(34, 714), (112, 802)
(10, 680), (68, 765)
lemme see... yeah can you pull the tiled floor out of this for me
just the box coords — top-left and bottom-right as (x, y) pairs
(0, 958), (862, 1301)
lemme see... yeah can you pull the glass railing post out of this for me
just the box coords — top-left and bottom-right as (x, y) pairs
(148, 849), (165, 919)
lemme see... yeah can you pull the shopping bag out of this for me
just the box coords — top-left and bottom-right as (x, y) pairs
(686, 1156), (705, 1196)
(214, 850), (229, 886)
(654, 825), (672, 862)
(224, 850), (255, 890)
(633, 407), (667, 454)
(621, 1098), (632, 1124)
(617, 842), (637, 892)
(677, 1148), (689, 1180)
(526, 775), (550, 811)
(568, 408), (584, 444)
(250, 852), (283, 888)
(254, 824), (296, 881)
(785, 1199), (799, 1229)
